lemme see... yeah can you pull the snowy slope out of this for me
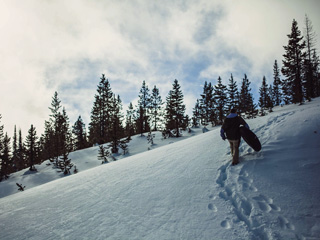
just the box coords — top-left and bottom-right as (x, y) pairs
(0, 99), (320, 240)
(0, 127), (206, 199)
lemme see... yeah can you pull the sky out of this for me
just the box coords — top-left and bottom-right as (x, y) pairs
(1, 0), (320, 138)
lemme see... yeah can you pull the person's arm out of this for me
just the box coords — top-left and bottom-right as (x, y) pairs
(220, 127), (226, 140)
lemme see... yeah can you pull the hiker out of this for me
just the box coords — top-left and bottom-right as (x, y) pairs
(220, 109), (249, 165)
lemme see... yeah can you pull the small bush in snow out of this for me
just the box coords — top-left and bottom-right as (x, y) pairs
(98, 145), (110, 164)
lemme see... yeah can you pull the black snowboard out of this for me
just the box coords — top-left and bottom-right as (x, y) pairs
(239, 127), (261, 152)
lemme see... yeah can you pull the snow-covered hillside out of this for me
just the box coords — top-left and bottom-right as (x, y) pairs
(0, 99), (319, 240)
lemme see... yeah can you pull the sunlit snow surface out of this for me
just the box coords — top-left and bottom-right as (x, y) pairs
(1, 99), (320, 239)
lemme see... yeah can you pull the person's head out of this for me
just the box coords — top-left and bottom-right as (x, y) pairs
(231, 108), (237, 114)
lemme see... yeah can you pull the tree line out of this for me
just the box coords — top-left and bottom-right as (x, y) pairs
(1, 16), (319, 181)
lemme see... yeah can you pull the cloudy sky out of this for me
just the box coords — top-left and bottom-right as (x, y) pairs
(1, 0), (320, 137)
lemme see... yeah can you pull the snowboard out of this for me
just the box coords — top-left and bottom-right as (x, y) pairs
(239, 126), (261, 152)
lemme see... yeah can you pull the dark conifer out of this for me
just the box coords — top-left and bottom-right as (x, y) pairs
(72, 115), (88, 150)
(40, 121), (55, 162)
(0, 131), (11, 181)
(303, 15), (318, 100)
(199, 81), (216, 126)
(239, 74), (257, 118)
(108, 95), (124, 153)
(11, 126), (18, 172)
(16, 129), (26, 170)
(57, 151), (73, 175)
(312, 50), (320, 97)
(136, 81), (151, 135)
(214, 76), (228, 124)
(226, 74), (239, 112)
(125, 102), (135, 140)
(282, 19), (306, 104)
(150, 85), (163, 131)
(25, 124), (38, 171)
(89, 74), (113, 144)
(98, 145), (110, 164)
(272, 60), (282, 106)
(192, 99), (201, 127)
(259, 76), (269, 112)
(165, 79), (186, 137)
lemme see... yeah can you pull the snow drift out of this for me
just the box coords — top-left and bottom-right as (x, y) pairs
(0, 99), (319, 240)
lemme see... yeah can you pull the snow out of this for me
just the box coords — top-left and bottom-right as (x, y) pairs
(0, 98), (320, 240)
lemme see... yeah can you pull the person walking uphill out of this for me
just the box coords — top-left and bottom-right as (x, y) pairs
(220, 109), (249, 165)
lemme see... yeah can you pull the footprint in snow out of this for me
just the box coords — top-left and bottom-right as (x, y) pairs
(221, 219), (232, 229)
(253, 194), (281, 213)
(278, 216), (295, 230)
(208, 203), (218, 212)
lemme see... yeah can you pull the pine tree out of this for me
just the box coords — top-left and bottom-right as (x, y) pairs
(214, 76), (228, 124)
(239, 74), (251, 114)
(25, 124), (38, 171)
(0, 133), (11, 181)
(0, 116), (12, 179)
(192, 99), (201, 127)
(282, 19), (306, 104)
(119, 140), (129, 155)
(246, 94), (258, 119)
(17, 129), (26, 170)
(56, 108), (73, 155)
(266, 85), (274, 111)
(11, 126), (18, 172)
(40, 121), (55, 162)
(125, 102), (135, 140)
(89, 74), (114, 144)
(272, 60), (282, 106)
(303, 15), (318, 100)
(72, 116), (88, 150)
(108, 95), (124, 153)
(57, 151), (73, 175)
(98, 145), (110, 164)
(147, 131), (155, 146)
(226, 74), (239, 112)
(47, 92), (72, 163)
(312, 49), (320, 97)
(199, 81), (216, 126)
(259, 76), (269, 112)
(165, 79), (186, 137)
(150, 85), (163, 131)
(136, 81), (151, 135)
